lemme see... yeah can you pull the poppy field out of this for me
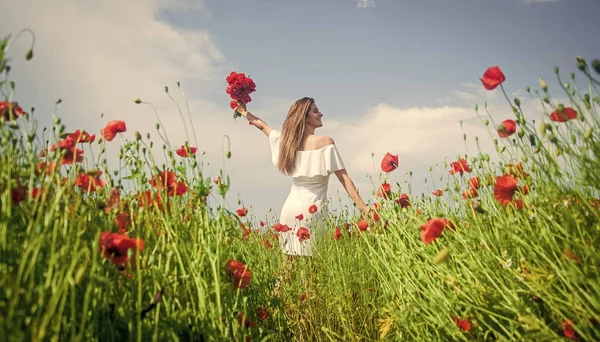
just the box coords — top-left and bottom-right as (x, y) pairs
(1, 33), (600, 341)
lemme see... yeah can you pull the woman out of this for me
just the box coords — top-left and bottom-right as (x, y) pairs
(235, 97), (371, 257)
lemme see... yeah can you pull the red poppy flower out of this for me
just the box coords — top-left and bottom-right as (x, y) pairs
(263, 239), (272, 249)
(101, 120), (126, 142)
(377, 182), (392, 198)
(259, 220), (265, 227)
(432, 189), (443, 196)
(237, 312), (256, 328)
(480, 66), (505, 90)
(295, 213), (304, 221)
(0, 101), (26, 121)
(36, 161), (58, 175)
(373, 212), (380, 222)
(149, 171), (176, 189)
(256, 307), (268, 320)
(99, 232), (144, 265)
(395, 193), (410, 208)
(226, 259), (251, 289)
(494, 175), (518, 205)
(497, 119), (517, 138)
(550, 107), (578, 123)
(308, 204), (318, 214)
(381, 153), (399, 172)
(453, 316), (471, 331)
(462, 188), (478, 199)
(105, 187), (121, 213)
(299, 293), (307, 302)
(68, 130), (96, 143)
(170, 181), (188, 196)
(236, 208), (248, 217)
(562, 320), (578, 340)
(468, 177), (480, 189)
(273, 223), (291, 233)
(75, 171), (105, 193)
(506, 162), (528, 179)
(137, 190), (163, 209)
(333, 227), (342, 240)
(61, 147), (84, 165)
(230, 100), (238, 110)
(357, 219), (369, 231)
(243, 227), (251, 240)
(11, 183), (26, 205)
(175, 145), (197, 157)
(420, 218), (454, 244)
(511, 199), (524, 210)
(296, 227), (310, 242)
(115, 213), (131, 233)
(226, 71), (256, 106)
(449, 159), (471, 175)
(29, 187), (44, 200)
(49, 136), (84, 164)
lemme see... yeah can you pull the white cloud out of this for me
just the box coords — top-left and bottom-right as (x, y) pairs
(356, 0), (375, 9)
(451, 82), (501, 103)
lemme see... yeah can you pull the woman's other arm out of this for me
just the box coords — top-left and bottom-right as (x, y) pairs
(333, 169), (370, 216)
(234, 102), (272, 137)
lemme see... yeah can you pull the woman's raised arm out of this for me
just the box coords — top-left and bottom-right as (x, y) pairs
(234, 102), (272, 137)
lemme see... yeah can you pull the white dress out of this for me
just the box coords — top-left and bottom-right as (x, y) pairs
(268, 129), (345, 256)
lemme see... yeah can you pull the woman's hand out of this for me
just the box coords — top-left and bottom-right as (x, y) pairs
(360, 205), (374, 219)
(234, 101), (248, 117)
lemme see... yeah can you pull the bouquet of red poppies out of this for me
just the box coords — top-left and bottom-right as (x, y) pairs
(226, 71), (256, 118)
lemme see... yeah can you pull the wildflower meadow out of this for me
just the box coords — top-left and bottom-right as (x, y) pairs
(1, 32), (599, 341)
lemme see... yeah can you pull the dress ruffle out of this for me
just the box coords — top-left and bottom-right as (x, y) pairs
(269, 130), (346, 177)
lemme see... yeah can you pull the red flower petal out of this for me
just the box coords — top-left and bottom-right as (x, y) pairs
(494, 175), (518, 205)
(357, 219), (369, 231)
(497, 119), (517, 138)
(449, 159), (471, 175)
(296, 227), (310, 242)
(420, 219), (447, 244)
(381, 153), (399, 172)
(562, 320), (578, 340)
(480, 66), (505, 91)
(453, 316), (471, 331)
(549, 107), (578, 122)
(376, 183), (392, 198)
(101, 120), (126, 142)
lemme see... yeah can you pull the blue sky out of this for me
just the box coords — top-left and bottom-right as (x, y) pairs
(1, 0), (599, 221)
(161, 0), (600, 115)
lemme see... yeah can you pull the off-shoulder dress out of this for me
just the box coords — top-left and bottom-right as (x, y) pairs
(268, 129), (345, 256)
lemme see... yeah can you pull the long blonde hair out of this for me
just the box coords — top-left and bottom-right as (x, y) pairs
(278, 97), (314, 175)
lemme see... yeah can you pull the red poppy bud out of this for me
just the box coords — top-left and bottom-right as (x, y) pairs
(497, 119), (517, 138)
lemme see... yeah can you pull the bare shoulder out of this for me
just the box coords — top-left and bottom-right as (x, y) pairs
(315, 135), (335, 149)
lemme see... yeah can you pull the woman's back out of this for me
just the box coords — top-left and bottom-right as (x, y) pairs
(268, 129), (345, 256)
